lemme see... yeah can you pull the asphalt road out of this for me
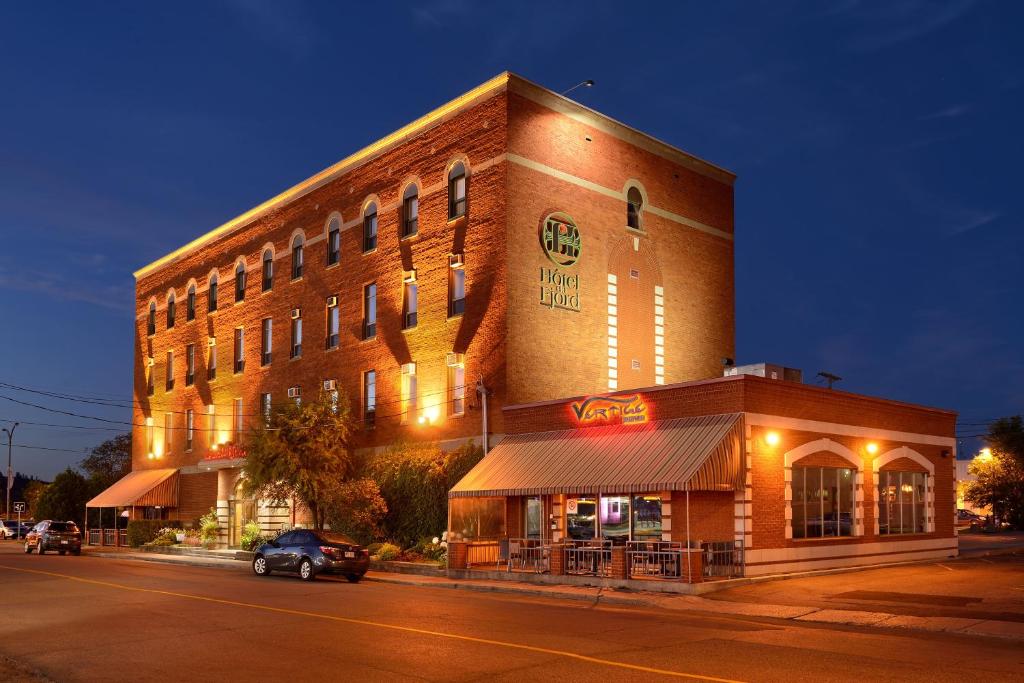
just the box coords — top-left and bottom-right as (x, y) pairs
(1, 545), (1022, 682)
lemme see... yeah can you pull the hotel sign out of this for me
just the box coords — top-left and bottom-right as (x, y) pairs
(571, 394), (648, 425)
(539, 213), (581, 312)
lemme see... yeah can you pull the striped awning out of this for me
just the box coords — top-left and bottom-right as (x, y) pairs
(86, 468), (179, 508)
(450, 413), (743, 498)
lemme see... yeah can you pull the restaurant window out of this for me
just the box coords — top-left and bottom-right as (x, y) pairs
(233, 327), (244, 373)
(448, 497), (505, 541)
(186, 285), (196, 321)
(291, 235), (304, 280)
(235, 261), (246, 302)
(326, 296), (339, 349)
(449, 362), (465, 416)
(525, 497), (543, 540)
(262, 249), (274, 291)
(791, 466), (855, 539)
(261, 318), (272, 366)
(233, 398), (243, 442)
(290, 311), (302, 359)
(600, 495), (631, 542)
(403, 279), (418, 329)
(448, 161), (467, 219)
(166, 293), (176, 328)
(164, 412), (173, 454)
(327, 217), (340, 266)
(402, 184), (418, 238)
(362, 283), (376, 339)
(449, 263), (465, 317)
(186, 409), (194, 452)
(165, 350), (175, 391)
(260, 392), (272, 424)
(401, 363), (417, 423)
(147, 301), (156, 336)
(631, 495), (663, 540)
(362, 203), (378, 252)
(626, 186), (644, 231)
(363, 369), (376, 427)
(878, 471), (928, 535)
(208, 274), (219, 312)
(566, 496), (597, 540)
(185, 344), (195, 386)
(207, 337), (217, 380)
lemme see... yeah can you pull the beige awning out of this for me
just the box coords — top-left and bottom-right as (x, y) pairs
(450, 413), (743, 498)
(86, 468), (179, 508)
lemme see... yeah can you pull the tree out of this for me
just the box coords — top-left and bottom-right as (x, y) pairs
(241, 392), (355, 530)
(324, 478), (388, 544)
(966, 416), (1024, 529)
(80, 433), (131, 489)
(35, 469), (93, 528)
(22, 480), (48, 518)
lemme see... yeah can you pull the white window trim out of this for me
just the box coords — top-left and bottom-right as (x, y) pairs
(783, 438), (864, 539)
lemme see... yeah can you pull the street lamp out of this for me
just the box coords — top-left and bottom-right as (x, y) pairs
(2, 422), (18, 519)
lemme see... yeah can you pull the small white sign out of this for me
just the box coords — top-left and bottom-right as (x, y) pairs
(566, 498), (578, 515)
(13, 502), (25, 513)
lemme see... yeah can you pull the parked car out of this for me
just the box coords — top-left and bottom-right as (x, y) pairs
(956, 509), (985, 528)
(24, 520), (82, 555)
(3, 521), (33, 539)
(252, 529), (369, 582)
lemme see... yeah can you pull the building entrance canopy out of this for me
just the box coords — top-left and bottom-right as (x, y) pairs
(86, 468), (180, 508)
(450, 413), (743, 498)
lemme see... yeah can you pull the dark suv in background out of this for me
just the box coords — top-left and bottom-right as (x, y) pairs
(25, 521), (82, 555)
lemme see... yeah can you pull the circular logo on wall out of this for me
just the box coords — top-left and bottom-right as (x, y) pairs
(539, 213), (581, 267)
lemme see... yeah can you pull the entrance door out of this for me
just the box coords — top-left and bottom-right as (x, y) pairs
(228, 499), (255, 547)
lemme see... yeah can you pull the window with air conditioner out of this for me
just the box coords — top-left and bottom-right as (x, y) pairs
(326, 296), (339, 349)
(261, 318), (272, 366)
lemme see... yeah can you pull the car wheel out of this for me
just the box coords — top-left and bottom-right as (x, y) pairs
(37, 543), (45, 555)
(253, 555), (269, 577)
(24, 543), (31, 554)
(299, 558), (315, 581)
(346, 574), (362, 583)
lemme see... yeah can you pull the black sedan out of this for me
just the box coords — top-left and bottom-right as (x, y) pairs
(252, 529), (369, 582)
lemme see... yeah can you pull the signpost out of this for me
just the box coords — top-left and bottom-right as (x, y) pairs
(13, 501), (25, 540)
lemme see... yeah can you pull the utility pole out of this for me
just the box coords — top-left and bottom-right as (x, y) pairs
(2, 422), (18, 519)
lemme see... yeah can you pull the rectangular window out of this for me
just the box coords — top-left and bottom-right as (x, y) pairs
(233, 327), (244, 373)
(261, 318), (272, 366)
(449, 266), (465, 317)
(403, 194), (418, 237)
(187, 289), (196, 321)
(208, 279), (218, 312)
(363, 370), (376, 427)
(186, 409), (194, 451)
(566, 496), (596, 540)
(792, 466), (855, 539)
(167, 298), (175, 328)
(291, 315), (302, 358)
(600, 495), (631, 541)
(235, 268), (246, 302)
(449, 172), (466, 219)
(401, 363), (417, 423)
(878, 471), (928, 535)
(207, 338), (217, 380)
(147, 307), (156, 336)
(326, 297), (339, 349)
(262, 256), (273, 291)
(403, 281), (418, 329)
(363, 283), (376, 339)
(292, 242), (303, 280)
(450, 363), (465, 416)
(631, 495), (663, 540)
(186, 344), (195, 386)
(363, 210), (377, 252)
(260, 392), (272, 424)
(164, 412), (173, 454)
(327, 226), (340, 265)
(233, 398), (243, 442)
(165, 350), (175, 391)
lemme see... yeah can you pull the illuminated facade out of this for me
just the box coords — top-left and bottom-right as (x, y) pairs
(114, 72), (736, 543)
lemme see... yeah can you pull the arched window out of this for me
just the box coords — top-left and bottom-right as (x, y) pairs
(626, 186), (644, 230)
(235, 261), (247, 302)
(326, 217), (340, 266)
(147, 301), (157, 336)
(448, 162), (467, 219)
(402, 184), (419, 238)
(291, 235), (304, 279)
(262, 249), (274, 292)
(186, 284), (196, 321)
(166, 292), (176, 329)
(362, 203), (378, 252)
(208, 273), (219, 313)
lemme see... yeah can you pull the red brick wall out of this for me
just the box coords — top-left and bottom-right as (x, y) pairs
(670, 491), (734, 543)
(178, 471), (218, 522)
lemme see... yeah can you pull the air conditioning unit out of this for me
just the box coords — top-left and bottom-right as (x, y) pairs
(403, 269), (416, 283)
(323, 379), (336, 391)
(147, 357), (154, 367)
(291, 308), (301, 319)
(449, 253), (464, 268)
(208, 337), (216, 346)
(287, 386), (301, 399)
(401, 362), (415, 375)
(326, 295), (338, 307)
(446, 352), (464, 367)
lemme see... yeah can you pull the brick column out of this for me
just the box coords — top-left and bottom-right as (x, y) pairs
(681, 549), (703, 583)
(448, 541), (468, 570)
(548, 542), (565, 575)
(610, 545), (627, 579)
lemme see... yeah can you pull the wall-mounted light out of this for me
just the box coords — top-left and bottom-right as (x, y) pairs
(765, 431), (780, 447)
(866, 442), (879, 455)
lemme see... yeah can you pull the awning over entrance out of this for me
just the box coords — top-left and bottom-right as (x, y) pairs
(86, 468), (180, 508)
(450, 413), (744, 498)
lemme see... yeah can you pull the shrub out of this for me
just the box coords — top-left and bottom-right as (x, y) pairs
(240, 520), (265, 552)
(375, 542), (401, 561)
(183, 529), (202, 547)
(126, 519), (183, 547)
(199, 508), (220, 545)
(323, 478), (388, 545)
(366, 542), (383, 557)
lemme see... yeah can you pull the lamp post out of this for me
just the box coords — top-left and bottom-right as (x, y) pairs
(2, 422), (18, 519)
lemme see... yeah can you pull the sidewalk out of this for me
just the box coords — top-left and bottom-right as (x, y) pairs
(80, 545), (1024, 642)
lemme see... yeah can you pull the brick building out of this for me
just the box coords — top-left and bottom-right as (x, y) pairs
(88, 72), (737, 545)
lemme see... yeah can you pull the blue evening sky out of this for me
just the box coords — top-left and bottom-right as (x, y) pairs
(1, 1), (1020, 479)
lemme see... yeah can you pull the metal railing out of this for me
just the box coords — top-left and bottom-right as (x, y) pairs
(88, 528), (128, 547)
(627, 541), (684, 580)
(702, 540), (745, 579)
(563, 539), (612, 577)
(501, 538), (549, 573)
(465, 540), (500, 567)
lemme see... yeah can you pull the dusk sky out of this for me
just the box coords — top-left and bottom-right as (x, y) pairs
(1, 1), (1020, 480)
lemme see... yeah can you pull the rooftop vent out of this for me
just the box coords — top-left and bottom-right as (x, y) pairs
(724, 362), (802, 383)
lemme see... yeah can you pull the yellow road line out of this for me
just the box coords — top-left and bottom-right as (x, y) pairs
(1, 563), (743, 682)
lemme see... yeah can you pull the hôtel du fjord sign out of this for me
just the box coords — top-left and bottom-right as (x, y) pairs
(539, 213), (581, 312)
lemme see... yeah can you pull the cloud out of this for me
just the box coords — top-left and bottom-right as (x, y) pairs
(219, 0), (320, 59)
(948, 210), (1001, 236)
(0, 264), (132, 313)
(411, 0), (473, 28)
(839, 0), (977, 52)
(921, 104), (972, 121)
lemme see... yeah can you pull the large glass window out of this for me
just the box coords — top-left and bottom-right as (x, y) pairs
(525, 497), (543, 540)
(448, 497), (505, 541)
(792, 466), (855, 538)
(878, 471), (928, 535)
(566, 496), (597, 540)
(631, 495), (663, 540)
(600, 495), (630, 541)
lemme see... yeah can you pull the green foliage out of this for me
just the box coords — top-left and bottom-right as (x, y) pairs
(22, 480), (48, 519)
(127, 519), (183, 547)
(79, 433), (131, 490)
(324, 478), (388, 545)
(240, 520), (265, 551)
(966, 416), (1024, 529)
(35, 469), (93, 528)
(375, 542), (401, 561)
(242, 391), (356, 529)
(362, 441), (483, 546)
(199, 508), (220, 544)
(366, 542), (383, 556)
